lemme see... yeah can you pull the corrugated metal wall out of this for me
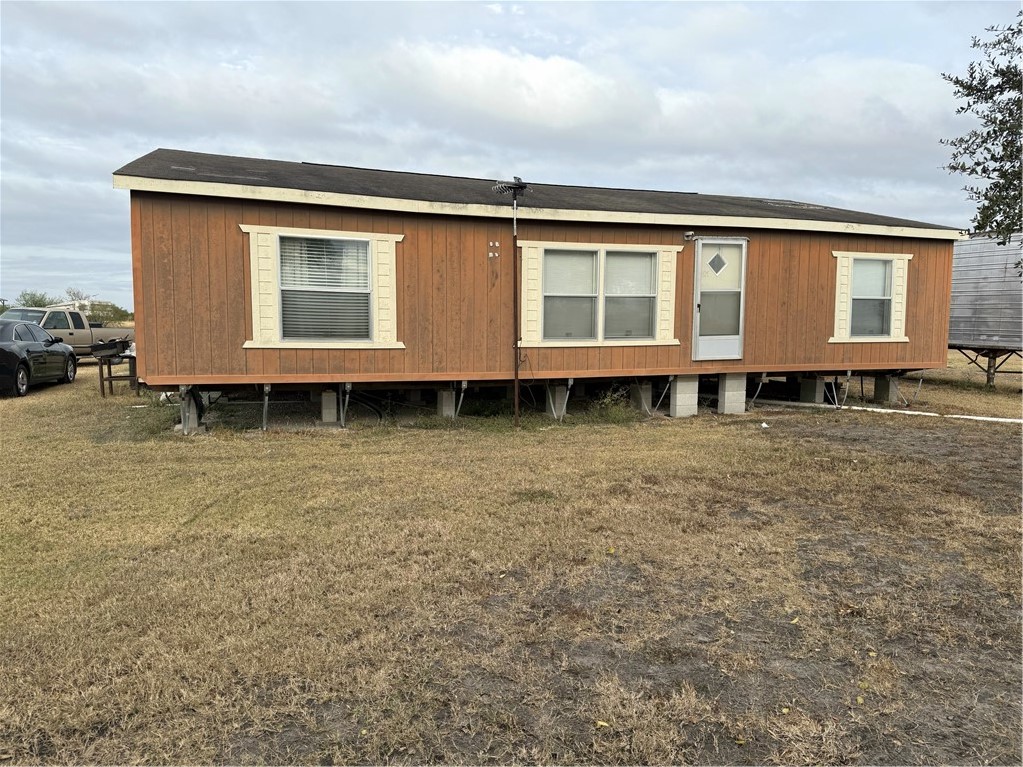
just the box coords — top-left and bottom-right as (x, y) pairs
(949, 235), (1022, 350)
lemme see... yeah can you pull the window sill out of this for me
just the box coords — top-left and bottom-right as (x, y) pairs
(244, 340), (406, 350)
(828, 336), (909, 344)
(521, 339), (681, 348)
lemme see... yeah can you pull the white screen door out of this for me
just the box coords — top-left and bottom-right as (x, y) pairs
(693, 239), (746, 360)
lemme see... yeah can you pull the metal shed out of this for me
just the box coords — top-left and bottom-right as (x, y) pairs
(948, 233), (1022, 384)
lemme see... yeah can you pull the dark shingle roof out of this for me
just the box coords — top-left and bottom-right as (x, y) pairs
(114, 148), (958, 231)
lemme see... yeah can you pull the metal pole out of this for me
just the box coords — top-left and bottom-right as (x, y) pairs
(492, 178), (528, 429)
(262, 384), (271, 431)
(179, 385), (189, 435)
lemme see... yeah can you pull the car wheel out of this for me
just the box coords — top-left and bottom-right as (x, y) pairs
(14, 364), (29, 397)
(61, 356), (77, 384)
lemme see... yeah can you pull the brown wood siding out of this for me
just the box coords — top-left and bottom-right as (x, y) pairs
(130, 192), (953, 385)
(129, 195), (147, 378)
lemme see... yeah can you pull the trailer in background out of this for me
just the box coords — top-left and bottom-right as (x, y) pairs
(948, 234), (1022, 386)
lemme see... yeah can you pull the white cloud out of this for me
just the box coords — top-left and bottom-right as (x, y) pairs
(377, 41), (656, 135)
(654, 52), (955, 157)
(1, 0), (1017, 308)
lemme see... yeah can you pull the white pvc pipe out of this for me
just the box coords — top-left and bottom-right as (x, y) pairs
(754, 399), (1022, 425)
(943, 413), (1023, 424)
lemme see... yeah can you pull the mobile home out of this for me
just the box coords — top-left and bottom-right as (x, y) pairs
(113, 149), (960, 424)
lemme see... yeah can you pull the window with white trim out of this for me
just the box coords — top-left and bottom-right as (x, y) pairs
(239, 224), (404, 350)
(520, 240), (680, 347)
(830, 251), (912, 343)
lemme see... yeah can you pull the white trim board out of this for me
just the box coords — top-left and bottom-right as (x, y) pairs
(114, 174), (964, 240)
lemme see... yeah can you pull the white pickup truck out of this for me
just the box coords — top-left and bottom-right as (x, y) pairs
(0, 307), (135, 358)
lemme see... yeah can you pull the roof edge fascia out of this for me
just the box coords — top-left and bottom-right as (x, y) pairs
(112, 174), (965, 240)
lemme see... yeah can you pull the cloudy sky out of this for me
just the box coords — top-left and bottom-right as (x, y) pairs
(1, 0), (1017, 311)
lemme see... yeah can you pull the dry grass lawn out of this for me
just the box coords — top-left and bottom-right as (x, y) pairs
(902, 350), (1022, 418)
(756, 351), (1022, 419)
(1, 363), (1020, 764)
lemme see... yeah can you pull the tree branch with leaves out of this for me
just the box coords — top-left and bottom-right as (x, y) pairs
(942, 12), (1022, 248)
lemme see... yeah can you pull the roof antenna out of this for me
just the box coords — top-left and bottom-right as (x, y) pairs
(493, 176), (529, 429)
(493, 177), (528, 235)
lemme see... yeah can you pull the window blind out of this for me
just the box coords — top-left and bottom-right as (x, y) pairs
(280, 237), (371, 340)
(281, 291), (370, 339)
(605, 252), (655, 295)
(544, 250), (597, 295)
(280, 238), (369, 291)
(851, 260), (891, 298)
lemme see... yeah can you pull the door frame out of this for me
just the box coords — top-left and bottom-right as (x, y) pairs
(692, 237), (748, 361)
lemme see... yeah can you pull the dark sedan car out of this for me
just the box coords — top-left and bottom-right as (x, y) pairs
(0, 319), (77, 396)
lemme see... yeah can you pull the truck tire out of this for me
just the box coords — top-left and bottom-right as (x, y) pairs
(14, 364), (29, 396)
(61, 356), (77, 384)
